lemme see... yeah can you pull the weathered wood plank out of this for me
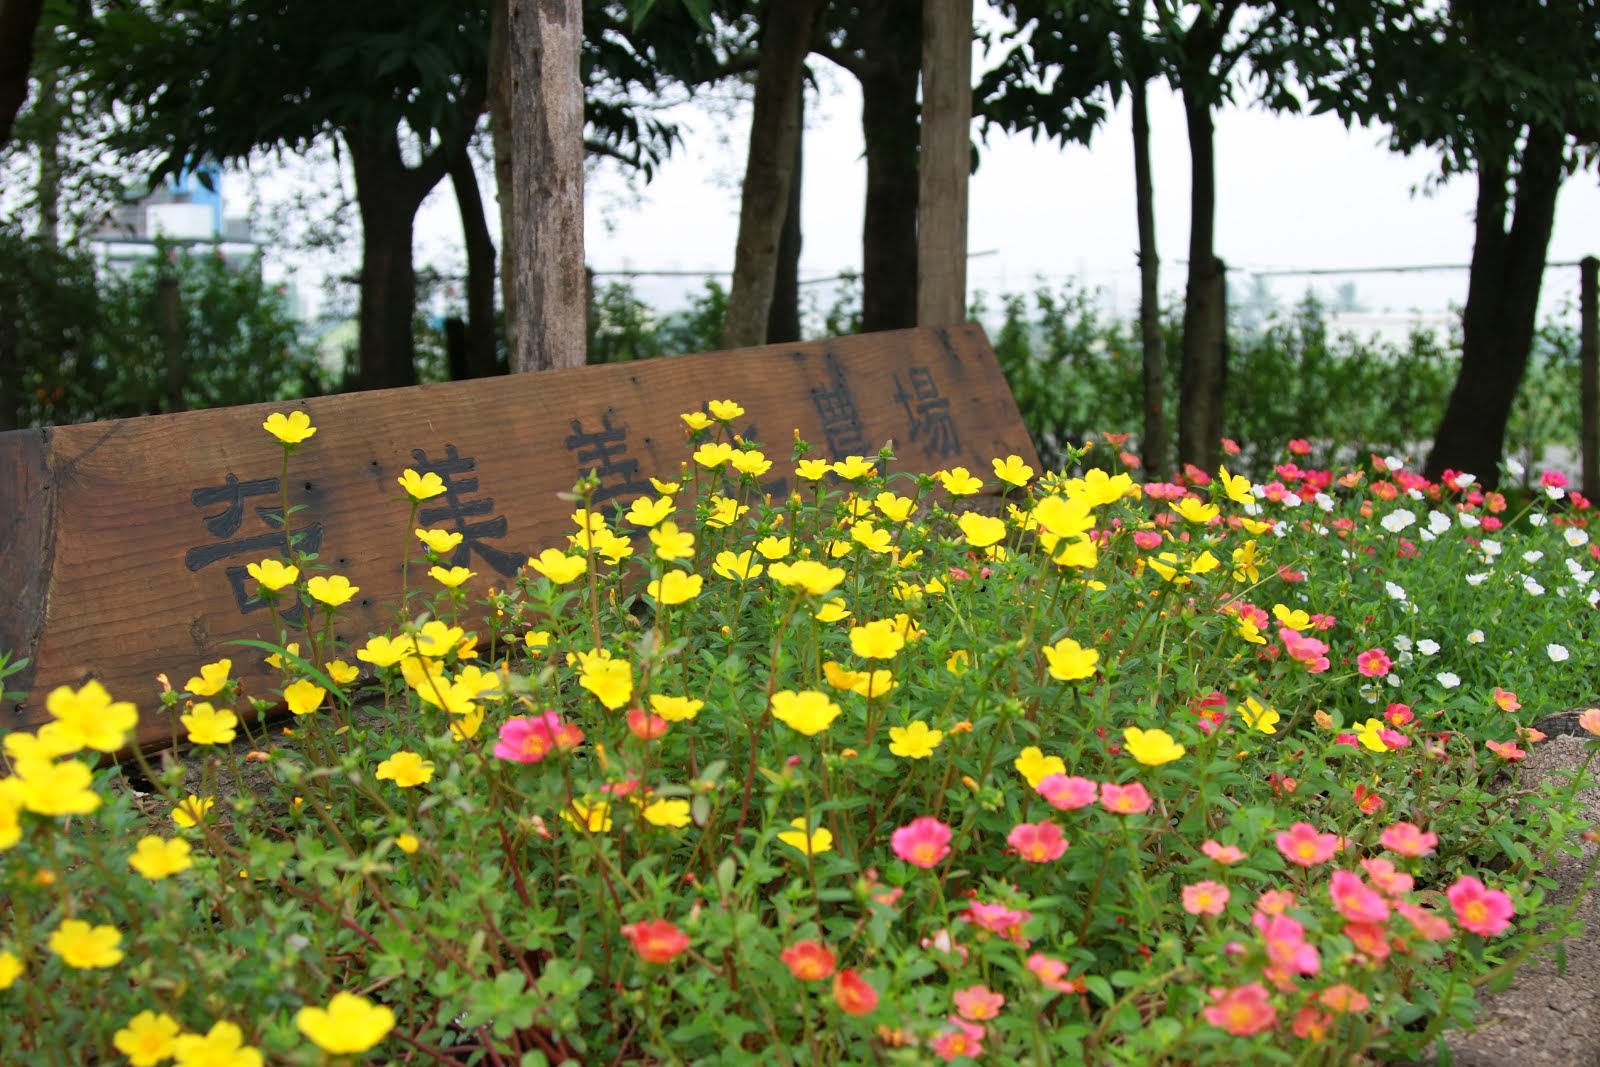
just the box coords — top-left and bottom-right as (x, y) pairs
(0, 325), (1038, 747)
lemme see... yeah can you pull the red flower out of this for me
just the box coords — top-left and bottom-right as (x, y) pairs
(832, 968), (879, 1015)
(779, 940), (836, 982)
(621, 919), (689, 964)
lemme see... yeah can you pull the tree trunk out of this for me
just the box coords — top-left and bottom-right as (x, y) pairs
(451, 147), (501, 378)
(1177, 86), (1225, 473)
(0, 0), (44, 148)
(510, 0), (586, 371)
(916, 0), (972, 327)
(347, 127), (450, 391)
(489, 0), (518, 359)
(859, 0), (921, 333)
(767, 79), (804, 346)
(1424, 125), (1565, 489)
(723, 0), (823, 350)
(34, 61), (59, 246)
(1131, 74), (1165, 478)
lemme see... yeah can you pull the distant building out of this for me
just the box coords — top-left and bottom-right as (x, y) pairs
(88, 164), (264, 271)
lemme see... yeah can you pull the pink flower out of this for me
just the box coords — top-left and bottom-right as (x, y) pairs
(921, 928), (968, 965)
(1275, 822), (1339, 867)
(1254, 889), (1297, 918)
(1202, 840), (1246, 865)
(1344, 921), (1391, 961)
(1486, 739), (1527, 762)
(952, 984), (1005, 1021)
(1099, 782), (1153, 815)
(931, 1018), (986, 1061)
(1328, 870), (1390, 923)
(1259, 914), (1320, 976)
(1037, 774), (1098, 810)
(1280, 629), (1330, 673)
(1447, 876), (1514, 936)
(1360, 857), (1414, 897)
(493, 712), (583, 763)
(963, 900), (1032, 943)
(621, 919), (689, 964)
(1384, 702), (1414, 726)
(1542, 470), (1569, 489)
(1007, 821), (1068, 862)
(1492, 688), (1521, 712)
(1182, 880), (1231, 916)
(1288, 438), (1311, 456)
(1397, 901), (1453, 941)
(1203, 983), (1278, 1036)
(625, 707), (669, 740)
(891, 817), (953, 869)
(1355, 648), (1392, 678)
(1379, 821), (1438, 858)
(1132, 529), (1164, 550)
(1026, 953), (1081, 994)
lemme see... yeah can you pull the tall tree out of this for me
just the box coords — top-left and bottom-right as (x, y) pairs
(1301, 0), (1600, 488)
(0, 0), (45, 147)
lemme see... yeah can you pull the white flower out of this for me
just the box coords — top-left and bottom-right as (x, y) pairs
(1385, 581), (1409, 603)
(1480, 540), (1503, 559)
(1381, 509), (1417, 533)
(1505, 456), (1526, 479)
(1407, 488), (1425, 501)
(1523, 577), (1546, 596)
(1466, 572), (1489, 586)
(1428, 510), (1452, 536)
(1398, 650), (1415, 666)
(1453, 473), (1477, 489)
(1564, 528), (1590, 548)
(1314, 493), (1335, 512)
(1529, 513), (1548, 528)
(1565, 562), (1594, 586)
(1522, 550), (1545, 564)
(1546, 484), (1567, 501)
(1393, 635), (1414, 651)
(1467, 629), (1485, 644)
(1384, 456), (1404, 472)
(1589, 590), (1600, 607)
(1437, 672), (1461, 689)
(1417, 639), (1440, 656)
(1459, 511), (1481, 529)
(1547, 643), (1570, 663)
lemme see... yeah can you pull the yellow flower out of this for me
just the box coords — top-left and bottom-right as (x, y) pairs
(1171, 497), (1220, 524)
(356, 634), (414, 668)
(429, 564), (475, 588)
(591, 527), (634, 565)
(448, 708), (486, 741)
(649, 570), (704, 605)
(264, 642), (301, 669)
(1231, 540), (1263, 583)
(693, 441), (736, 468)
(712, 550), (764, 581)
(412, 676), (479, 716)
(395, 833), (421, 854)
(185, 659), (232, 697)
(755, 535), (792, 559)
(398, 468), (447, 501)
(849, 619), (906, 660)
(946, 650), (970, 676)
(1048, 535), (1098, 569)
(826, 539), (853, 558)
(1123, 727), (1186, 766)
(1240, 516), (1275, 535)
(649, 694), (704, 722)
(523, 631), (552, 655)
(642, 798), (693, 828)
(128, 835), (194, 879)
(414, 620), (466, 658)
(1272, 603), (1311, 631)
(1014, 746), (1066, 787)
(15, 758), (99, 816)
(306, 574), (359, 606)
(708, 399), (745, 421)
(376, 751), (435, 788)
(625, 495), (676, 528)
(682, 410), (713, 431)
(822, 661), (896, 698)
(705, 495), (749, 528)
(777, 817), (833, 855)
(528, 548), (588, 584)
(1239, 697), (1280, 734)
(1217, 465), (1255, 505)
(768, 559), (846, 596)
(1237, 618), (1268, 645)
(5, 722), (79, 766)
(457, 664), (503, 698)
(416, 527), (465, 555)
(182, 703), (238, 746)
(279, 679), (324, 717)
(873, 492), (916, 522)
(938, 467), (984, 495)
(246, 558), (298, 592)
(832, 455), (876, 480)
(172, 1021), (263, 1067)
(850, 521), (893, 553)
(1356, 718), (1392, 753)
(172, 794), (215, 828)
(1032, 495), (1095, 540)
(562, 798), (613, 833)
(992, 454), (1035, 487)
(296, 992), (397, 1055)
(1043, 637), (1099, 681)
(262, 410), (316, 444)
(325, 660), (361, 686)
(888, 721), (944, 759)
(649, 522), (696, 561)
(0, 783), (20, 850)
(795, 458), (833, 480)
(45, 679), (138, 753)
(115, 1011), (182, 1067)
(0, 950), (19, 989)
(48, 918), (123, 969)
(770, 690), (842, 736)
(730, 449), (773, 477)
(957, 512), (1007, 548)
(580, 658), (634, 710)
(814, 599), (851, 623)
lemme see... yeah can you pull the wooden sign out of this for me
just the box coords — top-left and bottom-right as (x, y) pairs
(0, 324), (1039, 748)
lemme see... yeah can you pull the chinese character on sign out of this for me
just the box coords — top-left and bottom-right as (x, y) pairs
(410, 445), (524, 578)
(565, 414), (653, 505)
(810, 354), (869, 459)
(184, 473), (324, 620)
(893, 366), (962, 458)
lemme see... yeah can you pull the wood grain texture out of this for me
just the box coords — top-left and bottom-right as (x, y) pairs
(0, 325), (1037, 747)
(916, 0), (972, 327)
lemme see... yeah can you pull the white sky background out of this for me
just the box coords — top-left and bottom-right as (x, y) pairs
(252, 38), (1600, 331)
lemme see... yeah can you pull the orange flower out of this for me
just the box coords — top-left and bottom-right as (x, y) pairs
(779, 940), (837, 982)
(621, 919), (689, 964)
(832, 968), (879, 1016)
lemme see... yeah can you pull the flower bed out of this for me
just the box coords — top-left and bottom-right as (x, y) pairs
(3, 405), (1600, 1065)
